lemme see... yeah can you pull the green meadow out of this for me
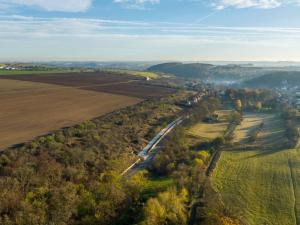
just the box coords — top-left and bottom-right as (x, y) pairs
(211, 113), (300, 225)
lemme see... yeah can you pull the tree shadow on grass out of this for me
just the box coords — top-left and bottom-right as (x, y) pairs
(223, 141), (292, 160)
(243, 147), (292, 159)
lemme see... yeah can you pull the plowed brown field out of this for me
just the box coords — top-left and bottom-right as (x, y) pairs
(0, 72), (175, 98)
(0, 78), (142, 150)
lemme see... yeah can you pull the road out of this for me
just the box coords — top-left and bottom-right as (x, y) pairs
(121, 117), (182, 177)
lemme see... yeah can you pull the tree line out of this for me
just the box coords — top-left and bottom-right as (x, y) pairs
(0, 92), (191, 225)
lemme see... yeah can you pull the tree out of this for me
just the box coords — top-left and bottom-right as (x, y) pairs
(124, 171), (147, 202)
(234, 99), (242, 111)
(140, 188), (188, 225)
(141, 198), (166, 225)
(254, 101), (262, 111)
(213, 137), (225, 148)
(230, 111), (242, 125)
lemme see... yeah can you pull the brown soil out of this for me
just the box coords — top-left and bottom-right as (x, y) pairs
(0, 79), (141, 150)
(0, 72), (175, 98)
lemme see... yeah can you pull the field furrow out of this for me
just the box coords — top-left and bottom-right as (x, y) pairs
(0, 78), (142, 150)
(211, 113), (300, 225)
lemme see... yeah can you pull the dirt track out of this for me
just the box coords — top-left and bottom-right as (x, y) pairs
(0, 79), (141, 150)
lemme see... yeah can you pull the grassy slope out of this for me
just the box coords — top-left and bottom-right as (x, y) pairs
(188, 123), (227, 140)
(233, 113), (267, 143)
(0, 69), (168, 81)
(244, 71), (300, 88)
(212, 149), (299, 225)
(0, 69), (80, 75)
(187, 110), (231, 141)
(142, 173), (174, 199)
(103, 69), (164, 79)
(211, 113), (300, 225)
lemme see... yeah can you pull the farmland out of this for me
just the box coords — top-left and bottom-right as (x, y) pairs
(187, 110), (231, 141)
(211, 113), (300, 225)
(234, 113), (271, 143)
(0, 71), (175, 98)
(102, 69), (161, 79)
(0, 72), (175, 150)
(0, 78), (142, 150)
(0, 69), (80, 76)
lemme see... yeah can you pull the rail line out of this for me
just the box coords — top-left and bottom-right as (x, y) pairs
(120, 117), (182, 177)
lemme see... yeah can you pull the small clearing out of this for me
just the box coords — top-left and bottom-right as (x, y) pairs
(234, 113), (271, 143)
(187, 110), (231, 141)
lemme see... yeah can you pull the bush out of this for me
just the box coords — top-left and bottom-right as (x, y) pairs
(212, 137), (225, 148)
(197, 151), (209, 163)
(194, 158), (204, 167)
(139, 188), (188, 225)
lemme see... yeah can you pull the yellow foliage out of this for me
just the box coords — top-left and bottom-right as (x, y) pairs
(197, 151), (209, 161)
(140, 188), (187, 225)
(194, 158), (204, 166)
(234, 99), (242, 110)
(220, 216), (240, 225)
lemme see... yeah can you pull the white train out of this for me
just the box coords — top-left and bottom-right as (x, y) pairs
(138, 118), (182, 160)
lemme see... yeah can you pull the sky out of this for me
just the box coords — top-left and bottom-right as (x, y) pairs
(1, 0), (300, 62)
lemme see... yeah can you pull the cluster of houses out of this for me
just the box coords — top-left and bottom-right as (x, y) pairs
(292, 90), (300, 109)
(186, 93), (204, 106)
(179, 86), (225, 108)
(275, 82), (300, 109)
(181, 88), (211, 107)
(0, 65), (18, 70)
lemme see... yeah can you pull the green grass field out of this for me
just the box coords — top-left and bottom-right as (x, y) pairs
(0, 69), (168, 80)
(0, 69), (80, 75)
(188, 122), (228, 140)
(233, 113), (266, 143)
(103, 69), (170, 79)
(187, 110), (231, 141)
(211, 113), (300, 225)
(141, 173), (174, 199)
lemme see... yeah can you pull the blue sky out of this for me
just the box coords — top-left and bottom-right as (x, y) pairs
(1, 0), (300, 61)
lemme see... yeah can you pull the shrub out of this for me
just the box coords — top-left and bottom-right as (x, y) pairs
(197, 151), (209, 162)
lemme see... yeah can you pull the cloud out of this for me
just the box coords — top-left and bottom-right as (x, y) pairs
(2, 15), (300, 40)
(213, 0), (296, 9)
(113, 0), (160, 9)
(0, 0), (92, 12)
(1, 15), (300, 61)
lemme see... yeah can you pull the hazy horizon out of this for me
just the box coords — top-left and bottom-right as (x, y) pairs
(3, 60), (300, 67)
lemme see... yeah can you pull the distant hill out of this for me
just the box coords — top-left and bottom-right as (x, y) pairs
(147, 62), (266, 82)
(243, 71), (300, 88)
(147, 63), (213, 79)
